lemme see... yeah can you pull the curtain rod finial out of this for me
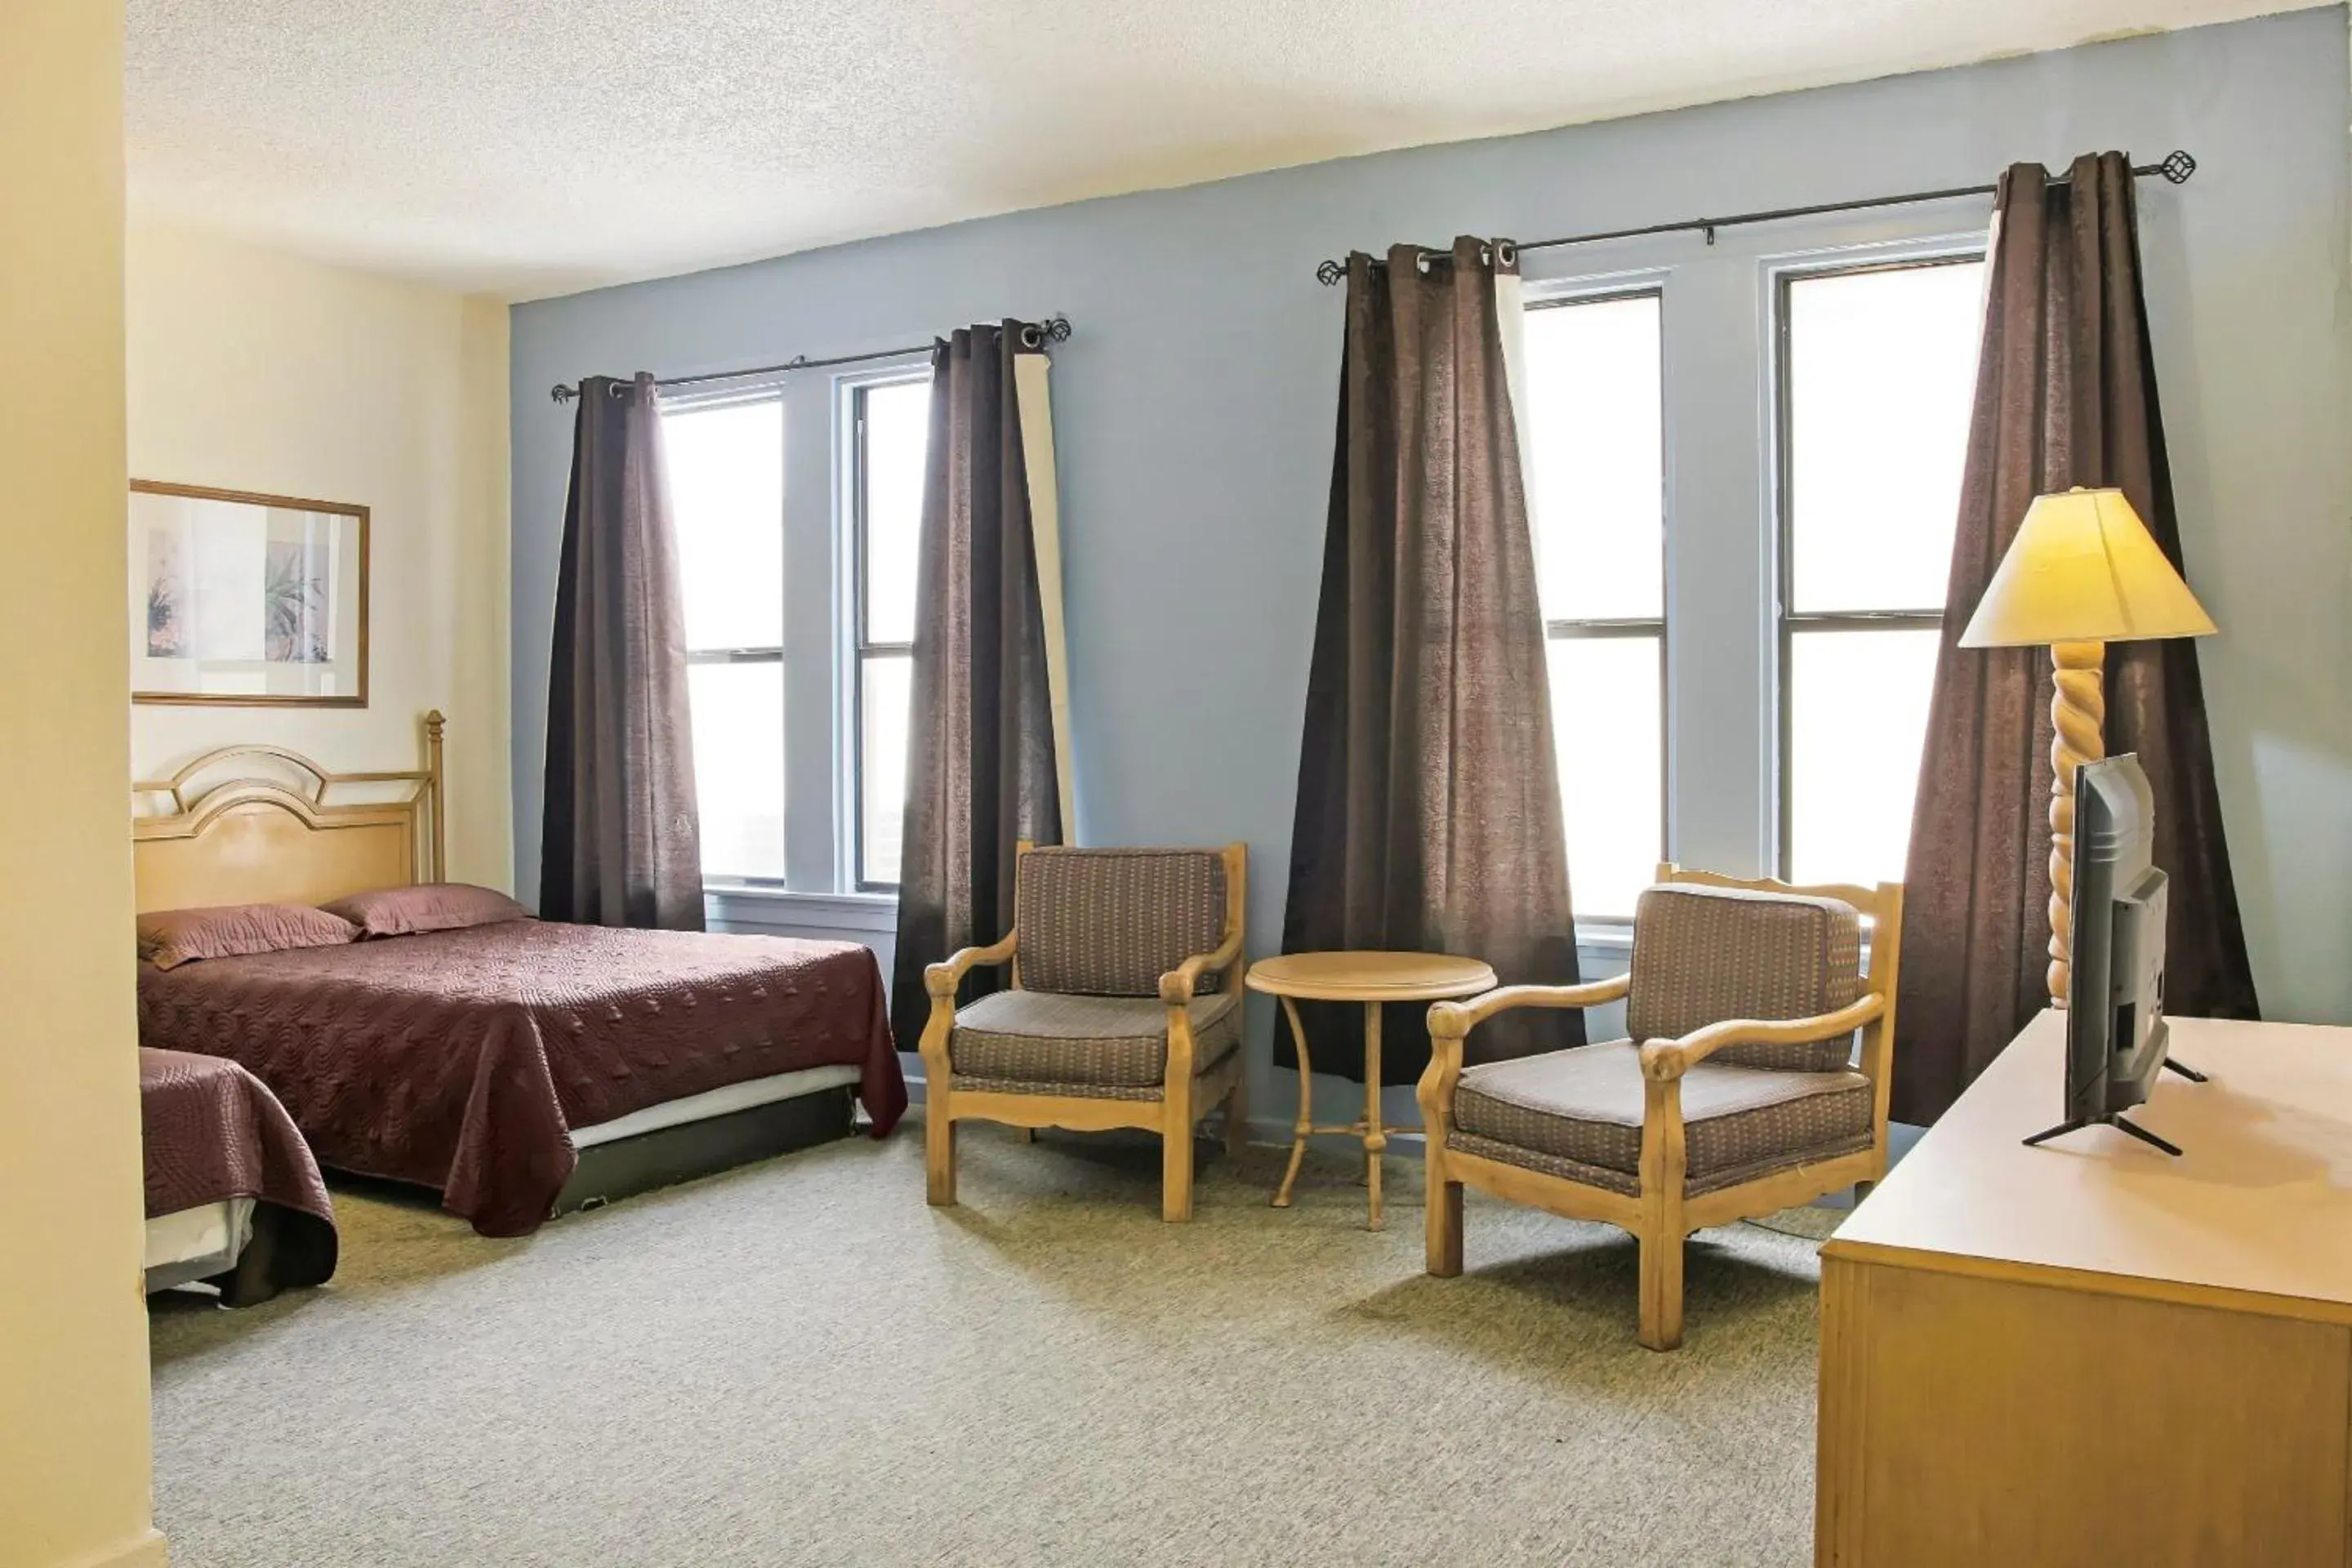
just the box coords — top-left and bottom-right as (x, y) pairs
(550, 384), (576, 403)
(2158, 149), (2196, 185)
(1316, 259), (1345, 287)
(1018, 315), (1074, 351)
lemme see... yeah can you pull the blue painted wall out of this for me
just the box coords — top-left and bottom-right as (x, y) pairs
(513, 11), (2352, 1120)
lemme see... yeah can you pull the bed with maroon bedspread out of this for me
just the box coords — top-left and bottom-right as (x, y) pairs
(141, 1047), (338, 1298)
(136, 921), (907, 1236)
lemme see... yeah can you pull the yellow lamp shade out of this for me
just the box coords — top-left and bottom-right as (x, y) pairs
(1958, 487), (2216, 648)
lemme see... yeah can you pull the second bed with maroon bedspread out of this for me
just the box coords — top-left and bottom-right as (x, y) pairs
(137, 920), (906, 1236)
(142, 1046), (339, 1296)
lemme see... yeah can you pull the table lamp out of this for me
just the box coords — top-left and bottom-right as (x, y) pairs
(1956, 486), (2215, 1007)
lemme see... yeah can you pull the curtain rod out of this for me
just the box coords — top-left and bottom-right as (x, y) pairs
(549, 314), (1073, 403)
(1312, 150), (2196, 284)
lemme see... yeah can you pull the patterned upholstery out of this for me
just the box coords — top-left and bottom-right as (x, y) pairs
(951, 988), (1241, 1089)
(1627, 884), (1864, 1071)
(1016, 848), (1229, 997)
(1450, 1040), (1873, 1196)
(953, 1049), (1243, 1104)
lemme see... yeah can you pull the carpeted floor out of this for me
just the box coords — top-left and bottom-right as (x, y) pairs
(149, 1119), (1833, 1566)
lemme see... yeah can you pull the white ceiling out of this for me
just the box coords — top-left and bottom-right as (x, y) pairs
(127, 0), (2306, 300)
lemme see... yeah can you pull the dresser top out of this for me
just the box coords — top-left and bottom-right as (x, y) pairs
(1826, 1012), (2352, 1319)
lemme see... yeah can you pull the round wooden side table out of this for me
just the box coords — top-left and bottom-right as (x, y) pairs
(1247, 951), (1498, 1232)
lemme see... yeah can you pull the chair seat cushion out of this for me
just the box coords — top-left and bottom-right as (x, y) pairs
(1450, 1040), (1873, 1196)
(951, 988), (1241, 1090)
(951, 1046), (1244, 1105)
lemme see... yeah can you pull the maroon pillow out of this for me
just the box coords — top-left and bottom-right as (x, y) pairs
(138, 903), (359, 970)
(321, 882), (533, 939)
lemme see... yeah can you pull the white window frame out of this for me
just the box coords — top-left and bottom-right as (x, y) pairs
(1762, 237), (1988, 881)
(1515, 226), (1985, 928)
(692, 226), (1987, 935)
(660, 381), (791, 890)
(1518, 270), (1673, 929)
(832, 363), (933, 896)
(662, 359), (939, 918)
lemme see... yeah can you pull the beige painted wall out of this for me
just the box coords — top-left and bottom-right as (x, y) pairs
(127, 220), (513, 888)
(0, 5), (168, 1567)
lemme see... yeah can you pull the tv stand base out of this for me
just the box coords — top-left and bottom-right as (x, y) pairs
(2022, 1112), (2183, 1156)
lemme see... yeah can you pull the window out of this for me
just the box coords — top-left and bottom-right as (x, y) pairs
(658, 365), (932, 902)
(850, 376), (930, 889)
(663, 397), (786, 883)
(1778, 257), (1985, 887)
(1521, 289), (1666, 918)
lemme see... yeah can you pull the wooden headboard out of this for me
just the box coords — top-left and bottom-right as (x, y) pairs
(131, 711), (445, 914)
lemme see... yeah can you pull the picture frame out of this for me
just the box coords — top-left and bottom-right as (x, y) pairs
(130, 480), (370, 708)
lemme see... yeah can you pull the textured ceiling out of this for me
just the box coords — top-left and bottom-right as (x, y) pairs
(128, 0), (2304, 299)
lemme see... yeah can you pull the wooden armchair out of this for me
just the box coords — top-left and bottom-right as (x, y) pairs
(919, 843), (1249, 1222)
(1419, 864), (1904, 1350)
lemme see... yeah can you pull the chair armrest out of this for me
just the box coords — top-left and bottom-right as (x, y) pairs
(1636, 993), (1885, 1082)
(1159, 926), (1248, 1004)
(1427, 973), (1632, 1040)
(924, 931), (1019, 1000)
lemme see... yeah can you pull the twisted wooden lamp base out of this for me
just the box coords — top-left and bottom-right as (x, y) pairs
(2045, 639), (2106, 1008)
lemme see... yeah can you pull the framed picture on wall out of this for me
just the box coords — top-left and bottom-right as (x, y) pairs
(129, 480), (369, 707)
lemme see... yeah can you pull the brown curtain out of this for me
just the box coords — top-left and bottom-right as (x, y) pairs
(1891, 154), (2257, 1124)
(1281, 238), (1581, 1085)
(889, 323), (1062, 1046)
(539, 373), (705, 931)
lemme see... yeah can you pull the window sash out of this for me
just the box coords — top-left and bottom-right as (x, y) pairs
(1775, 612), (1942, 878)
(664, 392), (787, 657)
(853, 650), (912, 890)
(853, 374), (929, 656)
(1546, 621), (1665, 922)
(1523, 285), (1667, 624)
(684, 656), (788, 888)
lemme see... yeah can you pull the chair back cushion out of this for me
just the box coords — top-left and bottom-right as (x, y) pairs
(1626, 883), (1864, 1071)
(1016, 847), (1228, 997)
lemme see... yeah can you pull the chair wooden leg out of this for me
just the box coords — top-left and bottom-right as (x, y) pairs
(1426, 1170), (1463, 1277)
(925, 1104), (957, 1207)
(1162, 1120), (1196, 1223)
(1223, 1071), (1249, 1160)
(1852, 1178), (1874, 1205)
(1635, 1080), (1690, 1350)
(1013, 1126), (1037, 1143)
(1637, 1227), (1685, 1351)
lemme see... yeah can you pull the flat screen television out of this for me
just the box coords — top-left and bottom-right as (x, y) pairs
(2021, 753), (2203, 1156)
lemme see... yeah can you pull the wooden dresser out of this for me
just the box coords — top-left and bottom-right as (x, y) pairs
(1815, 1011), (2352, 1566)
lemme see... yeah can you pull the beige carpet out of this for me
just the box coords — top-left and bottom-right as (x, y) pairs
(150, 1119), (1831, 1566)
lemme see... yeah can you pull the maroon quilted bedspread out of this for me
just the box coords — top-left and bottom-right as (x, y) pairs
(140, 1047), (337, 1287)
(136, 920), (906, 1236)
